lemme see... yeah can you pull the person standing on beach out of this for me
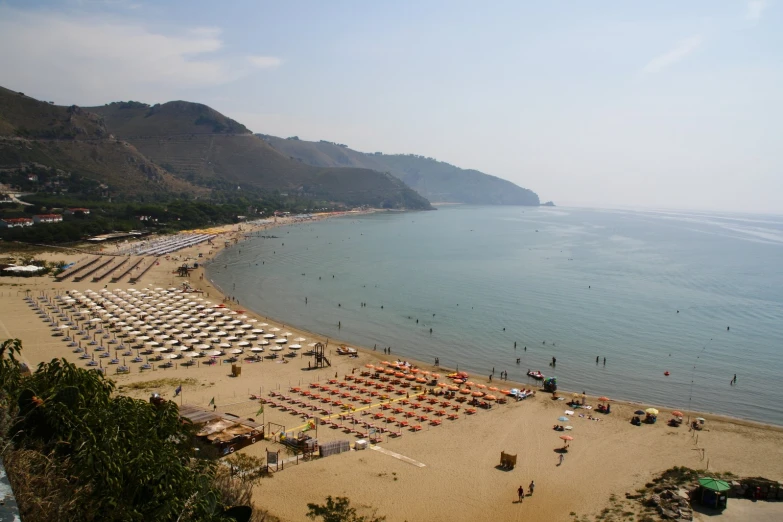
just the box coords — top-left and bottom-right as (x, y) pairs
(529, 481), (535, 496)
(517, 485), (524, 502)
(558, 453), (564, 465)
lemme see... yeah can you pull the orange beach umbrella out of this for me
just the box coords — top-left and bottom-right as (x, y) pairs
(560, 435), (574, 441)
(671, 411), (684, 417)
(598, 396), (610, 402)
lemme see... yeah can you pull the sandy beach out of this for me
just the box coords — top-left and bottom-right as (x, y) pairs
(2, 215), (783, 522)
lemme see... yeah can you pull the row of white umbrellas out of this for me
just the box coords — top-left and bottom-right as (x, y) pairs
(53, 288), (309, 357)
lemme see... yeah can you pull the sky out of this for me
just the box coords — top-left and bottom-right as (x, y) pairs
(0, 1), (781, 213)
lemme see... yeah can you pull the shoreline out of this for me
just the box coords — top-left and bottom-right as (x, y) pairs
(202, 217), (783, 432)
(3, 212), (783, 521)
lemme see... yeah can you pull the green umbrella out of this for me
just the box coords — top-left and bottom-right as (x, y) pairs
(699, 477), (731, 492)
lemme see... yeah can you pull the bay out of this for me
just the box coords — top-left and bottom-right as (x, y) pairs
(207, 206), (783, 425)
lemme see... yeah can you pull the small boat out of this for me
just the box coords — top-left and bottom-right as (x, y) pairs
(664, 371), (670, 376)
(527, 370), (545, 380)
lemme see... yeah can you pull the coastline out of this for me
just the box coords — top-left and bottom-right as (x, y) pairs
(201, 221), (782, 432)
(3, 213), (783, 521)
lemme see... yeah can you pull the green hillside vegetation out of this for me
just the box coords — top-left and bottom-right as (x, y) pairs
(0, 137), (206, 198)
(0, 86), (107, 140)
(88, 102), (432, 209)
(0, 86), (432, 211)
(89, 100), (251, 137)
(260, 135), (541, 205)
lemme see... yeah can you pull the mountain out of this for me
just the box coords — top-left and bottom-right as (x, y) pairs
(0, 86), (205, 197)
(259, 135), (541, 205)
(0, 86), (432, 210)
(87, 101), (432, 209)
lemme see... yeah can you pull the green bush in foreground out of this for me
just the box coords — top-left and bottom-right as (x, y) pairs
(0, 338), (251, 522)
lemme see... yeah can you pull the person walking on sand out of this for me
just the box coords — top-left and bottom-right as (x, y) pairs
(529, 481), (535, 496)
(558, 453), (564, 465)
(517, 485), (524, 502)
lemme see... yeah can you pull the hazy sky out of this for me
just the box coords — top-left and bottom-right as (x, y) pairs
(1, 1), (780, 213)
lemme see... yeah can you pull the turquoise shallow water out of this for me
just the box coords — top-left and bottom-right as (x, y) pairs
(207, 206), (783, 425)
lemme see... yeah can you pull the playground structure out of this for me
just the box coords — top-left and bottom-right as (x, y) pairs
(499, 451), (517, 470)
(312, 342), (331, 368)
(279, 429), (319, 459)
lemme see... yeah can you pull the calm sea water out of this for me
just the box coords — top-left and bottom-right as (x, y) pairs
(207, 206), (783, 425)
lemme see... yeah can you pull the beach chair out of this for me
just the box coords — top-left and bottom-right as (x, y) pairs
(431, 419), (442, 426)
(411, 425), (422, 432)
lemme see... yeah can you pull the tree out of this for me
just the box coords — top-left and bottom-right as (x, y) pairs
(306, 496), (385, 522)
(0, 339), (257, 522)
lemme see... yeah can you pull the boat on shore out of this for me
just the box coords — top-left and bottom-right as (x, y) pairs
(527, 370), (545, 380)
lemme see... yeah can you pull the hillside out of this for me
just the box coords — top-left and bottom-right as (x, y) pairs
(88, 102), (432, 209)
(0, 88), (206, 198)
(260, 135), (541, 205)
(90, 100), (251, 137)
(0, 86), (107, 140)
(0, 86), (431, 210)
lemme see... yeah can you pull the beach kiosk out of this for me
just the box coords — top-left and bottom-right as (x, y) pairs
(697, 477), (729, 510)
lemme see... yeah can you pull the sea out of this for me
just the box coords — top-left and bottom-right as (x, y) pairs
(206, 205), (783, 425)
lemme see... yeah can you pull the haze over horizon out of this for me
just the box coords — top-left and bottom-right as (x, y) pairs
(1, 1), (780, 214)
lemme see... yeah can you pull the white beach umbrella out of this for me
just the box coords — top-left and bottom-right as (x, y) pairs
(231, 349), (243, 354)
(251, 347), (264, 353)
(259, 340), (270, 346)
(289, 344), (302, 350)
(263, 334), (275, 339)
(237, 341), (250, 347)
(270, 345), (283, 352)
(274, 338), (287, 344)
(293, 337), (307, 342)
